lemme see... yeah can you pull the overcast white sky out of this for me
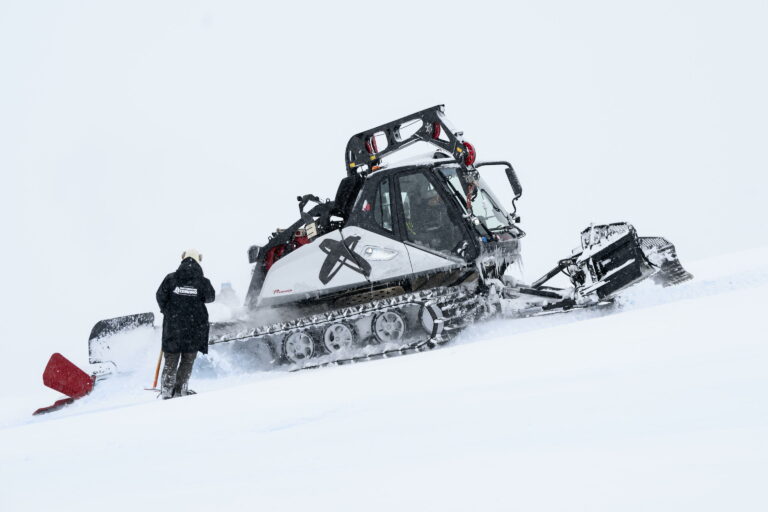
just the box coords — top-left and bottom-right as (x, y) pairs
(1, 1), (767, 390)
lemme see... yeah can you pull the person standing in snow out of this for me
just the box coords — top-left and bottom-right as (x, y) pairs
(155, 249), (215, 399)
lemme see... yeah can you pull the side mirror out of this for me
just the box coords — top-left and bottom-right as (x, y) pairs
(505, 167), (523, 199)
(474, 161), (523, 200)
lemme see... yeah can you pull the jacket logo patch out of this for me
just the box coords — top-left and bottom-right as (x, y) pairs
(318, 236), (372, 285)
(173, 286), (198, 296)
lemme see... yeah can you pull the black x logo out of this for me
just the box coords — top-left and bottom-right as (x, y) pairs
(318, 236), (372, 285)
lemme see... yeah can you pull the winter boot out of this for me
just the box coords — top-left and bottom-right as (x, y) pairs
(175, 382), (197, 396)
(173, 352), (197, 397)
(160, 352), (181, 399)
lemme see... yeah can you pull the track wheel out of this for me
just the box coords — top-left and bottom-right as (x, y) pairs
(372, 310), (406, 344)
(322, 323), (356, 354)
(419, 302), (445, 338)
(282, 331), (315, 364)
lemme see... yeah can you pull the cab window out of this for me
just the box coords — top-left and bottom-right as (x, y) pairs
(373, 178), (392, 232)
(397, 172), (465, 254)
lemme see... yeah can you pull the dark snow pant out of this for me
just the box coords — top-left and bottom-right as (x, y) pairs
(161, 351), (197, 398)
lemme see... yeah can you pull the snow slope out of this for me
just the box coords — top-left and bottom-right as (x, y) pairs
(1, 249), (767, 512)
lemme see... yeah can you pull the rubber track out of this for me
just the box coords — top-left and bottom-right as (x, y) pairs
(207, 287), (481, 370)
(295, 291), (486, 371)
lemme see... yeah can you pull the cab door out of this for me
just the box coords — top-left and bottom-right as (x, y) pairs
(392, 169), (471, 274)
(343, 173), (413, 284)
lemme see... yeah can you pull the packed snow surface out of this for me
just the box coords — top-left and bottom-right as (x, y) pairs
(1, 248), (767, 511)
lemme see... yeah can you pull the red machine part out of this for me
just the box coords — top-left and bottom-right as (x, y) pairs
(33, 397), (76, 415)
(365, 135), (379, 154)
(33, 353), (96, 415)
(264, 232), (312, 271)
(432, 122), (442, 140)
(264, 245), (286, 271)
(294, 234), (310, 246)
(42, 353), (94, 398)
(466, 182), (476, 210)
(463, 141), (476, 166)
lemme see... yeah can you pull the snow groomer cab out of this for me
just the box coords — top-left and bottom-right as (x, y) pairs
(244, 105), (525, 315)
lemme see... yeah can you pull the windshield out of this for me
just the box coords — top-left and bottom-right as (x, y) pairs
(438, 166), (512, 230)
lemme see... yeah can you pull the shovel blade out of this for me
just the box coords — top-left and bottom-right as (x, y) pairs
(42, 353), (95, 399)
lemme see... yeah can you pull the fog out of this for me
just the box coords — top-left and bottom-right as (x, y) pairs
(1, 1), (766, 396)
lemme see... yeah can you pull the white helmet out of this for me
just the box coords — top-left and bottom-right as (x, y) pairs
(181, 248), (202, 263)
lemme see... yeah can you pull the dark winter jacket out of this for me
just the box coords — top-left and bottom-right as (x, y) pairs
(156, 258), (216, 354)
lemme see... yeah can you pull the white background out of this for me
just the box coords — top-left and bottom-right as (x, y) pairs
(1, 1), (767, 402)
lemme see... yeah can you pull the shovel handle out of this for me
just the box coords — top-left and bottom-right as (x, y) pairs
(151, 349), (163, 389)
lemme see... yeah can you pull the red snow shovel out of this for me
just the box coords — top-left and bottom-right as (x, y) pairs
(33, 353), (96, 415)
